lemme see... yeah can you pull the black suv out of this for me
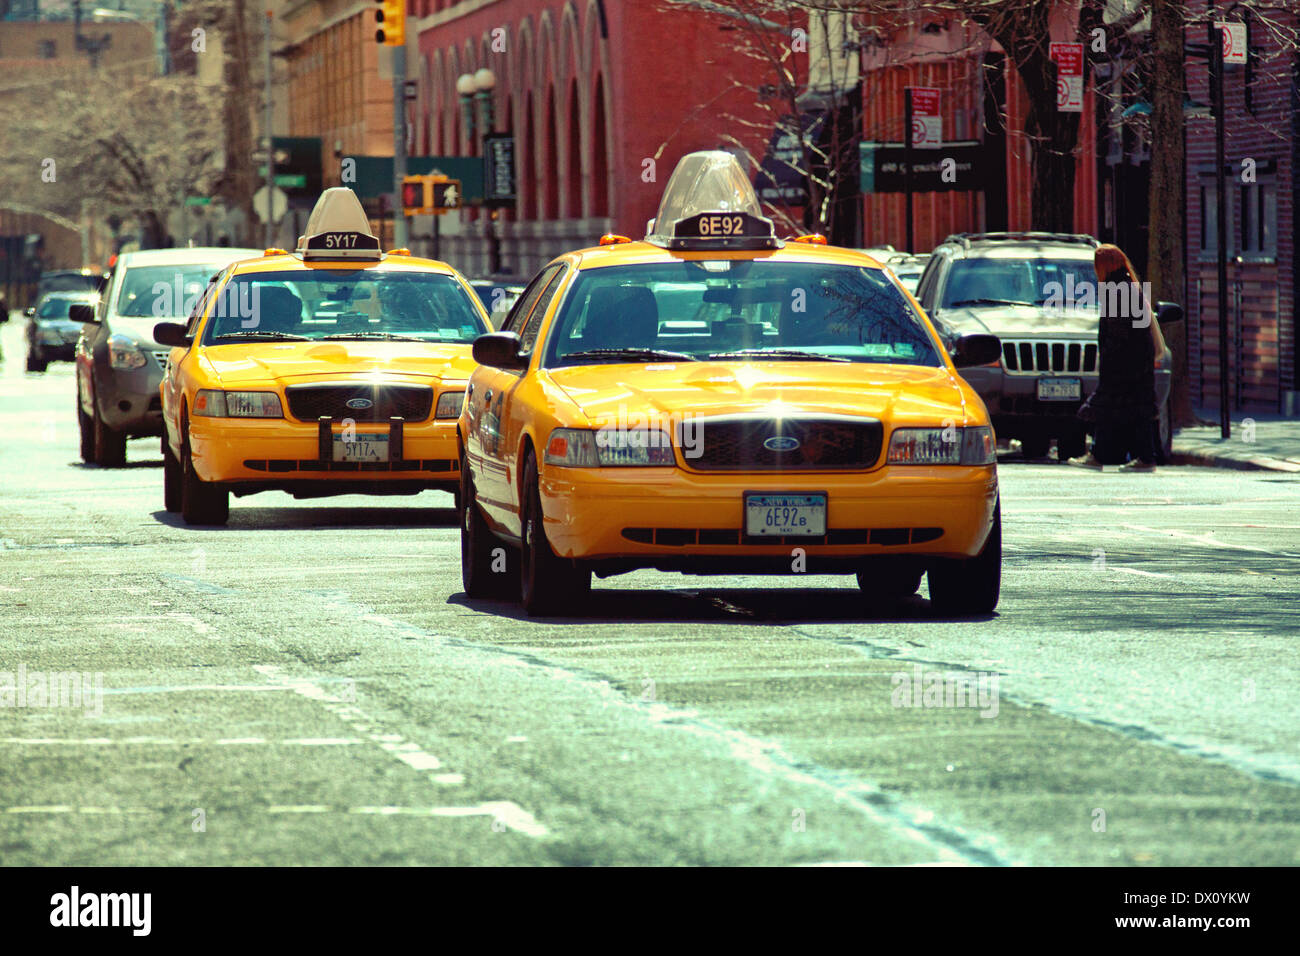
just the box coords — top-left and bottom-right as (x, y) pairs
(914, 232), (1176, 461)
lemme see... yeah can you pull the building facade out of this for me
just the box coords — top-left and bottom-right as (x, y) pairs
(1183, 1), (1297, 414)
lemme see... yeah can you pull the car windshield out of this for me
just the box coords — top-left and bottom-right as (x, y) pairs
(202, 270), (489, 344)
(116, 264), (220, 317)
(39, 273), (98, 295)
(542, 260), (943, 368)
(37, 295), (90, 318)
(942, 257), (1097, 309)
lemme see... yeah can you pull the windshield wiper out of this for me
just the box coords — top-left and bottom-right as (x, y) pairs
(212, 331), (310, 341)
(706, 349), (850, 362)
(947, 298), (1036, 308)
(561, 348), (699, 363)
(318, 332), (427, 342)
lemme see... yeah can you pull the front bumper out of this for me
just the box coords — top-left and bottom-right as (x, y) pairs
(189, 415), (461, 487)
(539, 465), (998, 566)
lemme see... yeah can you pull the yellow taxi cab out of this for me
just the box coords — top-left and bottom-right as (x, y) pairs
(458, 152), (1004, 616)
(155, 187), (491, 525)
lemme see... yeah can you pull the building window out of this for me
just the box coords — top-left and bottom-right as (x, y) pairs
(38, 39), (56, 58)
(1239, 181), (1277, 257)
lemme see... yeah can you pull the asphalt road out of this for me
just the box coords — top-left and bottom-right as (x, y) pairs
(2, 318), (1298, 866)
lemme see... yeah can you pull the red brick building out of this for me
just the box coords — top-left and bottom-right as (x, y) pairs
(411, 0), (776, 277)
(1184, 1), (1298, 414)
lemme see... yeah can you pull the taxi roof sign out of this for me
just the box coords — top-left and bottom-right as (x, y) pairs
(298, 187), (382, 261)
(645, 151), (779, 251)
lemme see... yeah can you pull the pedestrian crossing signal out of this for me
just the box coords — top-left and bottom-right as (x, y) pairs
(400, 175), (463, 215)
(374, 0), (405, 46)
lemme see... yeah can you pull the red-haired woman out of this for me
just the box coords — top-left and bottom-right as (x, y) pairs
(1072, 244), (1166, 470)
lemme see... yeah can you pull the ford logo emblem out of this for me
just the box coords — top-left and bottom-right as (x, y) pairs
(345, 398), (374, 410)
(764, 435), (800, 452)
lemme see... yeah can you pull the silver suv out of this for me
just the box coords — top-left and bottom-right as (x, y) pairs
(74, 247), (260, 465)
(914, 233), (1176, 461)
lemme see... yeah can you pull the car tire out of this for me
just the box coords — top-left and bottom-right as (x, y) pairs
(520, 450), (590, 616)
(1155, 398), (1173, 464)
(91, 396), (127, 467)
(77, 393), (94, 463)
(460, 451), (516, 599)
(1019, 435), (1050, 460)
(162, 435), (182, 513)
(857, 561), (923, 599)
(180, 431), (228, 526)
(26, 350), (47, 373)
(927, 501), (1001, 616)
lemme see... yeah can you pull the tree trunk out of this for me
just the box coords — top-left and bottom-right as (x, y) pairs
(1147, 0), (1194, 427)
(221, 0), (255, 245)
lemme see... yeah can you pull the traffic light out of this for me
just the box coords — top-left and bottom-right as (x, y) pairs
(374, 0), (405, 46)
(401, 175), (430, 216)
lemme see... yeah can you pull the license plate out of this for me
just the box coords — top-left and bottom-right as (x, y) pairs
(333, 434), (389, 462)
(1037, 377), (1081, 401)
(744, 493), (827, 537)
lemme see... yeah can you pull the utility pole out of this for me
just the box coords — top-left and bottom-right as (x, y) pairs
(392, 45), (409, 248)
(1209, 13), (1230, 438)
(264, 9), (274, 248)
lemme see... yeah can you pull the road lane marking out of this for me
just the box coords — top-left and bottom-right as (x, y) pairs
(1124, 524), (1299, 557)
(0, 737), (362, 746)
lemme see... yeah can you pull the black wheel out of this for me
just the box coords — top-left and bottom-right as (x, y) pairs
(77, 392), (94, 463)
(1055, 428), (1087, 462)
(1154, 398), (1173, 464)
(1018, 434), (1050, 460)
(520, 451), (590, 616)
(26, 349), (47, 373)
(927, 501), (1001, 616)
(91, 396), (126, 467)
(856, 561), (923, 599)
(460, 451), (516, 599)
(180, 428), (228, 525)
(162, 434), (182, 513)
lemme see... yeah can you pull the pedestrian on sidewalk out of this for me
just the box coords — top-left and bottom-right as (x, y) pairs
(1071, 244), (1166, 472)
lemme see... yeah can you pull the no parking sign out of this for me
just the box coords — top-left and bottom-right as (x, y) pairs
(1050, 42), (1083, 113)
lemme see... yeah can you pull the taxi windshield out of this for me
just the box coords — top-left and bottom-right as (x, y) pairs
(542, 260), (943, 368)
(202, 270), (489, 345)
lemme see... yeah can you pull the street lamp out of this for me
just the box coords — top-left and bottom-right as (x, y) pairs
(457, 69), (502, 274)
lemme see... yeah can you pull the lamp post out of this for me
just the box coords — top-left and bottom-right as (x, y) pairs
(457, 69), (502, 275)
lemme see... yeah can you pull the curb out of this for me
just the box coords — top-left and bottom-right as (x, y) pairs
(1170, 448), (1300, 473)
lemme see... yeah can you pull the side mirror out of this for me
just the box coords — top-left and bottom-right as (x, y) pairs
(24, 306), (36, 318)
(1156, 301), (1184, 324)
(472, 331), (527, 371)
(153, 322), (191, 348)
(951, 332), (1002, 368)
(69, 303), (98, 324)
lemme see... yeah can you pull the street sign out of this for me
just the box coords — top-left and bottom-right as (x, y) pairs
(1216, 21), (1247, 64)
(860, 141), (985, 193)
(253, 185), (288, 224)
(483, 134), (516, 206)
(1051, 42), (1084, 112)
(184, 196), (212, 207)
(907, 88), (941, 149)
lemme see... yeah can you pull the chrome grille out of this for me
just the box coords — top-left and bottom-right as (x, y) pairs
(151, 350), (170, 367)
(1001, 339), (1097, 374)
(284, 383), (434, 423)
(686, 415), (883, 471)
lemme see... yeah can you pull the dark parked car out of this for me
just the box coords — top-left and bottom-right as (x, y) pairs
(24, 290), (99, 372)
(35, 268), (102, 302)
(913, 233), (1180, 461)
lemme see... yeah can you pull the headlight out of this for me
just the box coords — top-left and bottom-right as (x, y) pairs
(888, 425), (995, 465)
(108, 334), (147, 369)
(193, 389), (282, 418)
(543, 428), (676, 467)
(435, 390), (465, 419)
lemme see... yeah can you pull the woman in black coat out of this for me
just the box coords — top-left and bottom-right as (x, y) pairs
(1075, 244), (1165, 470)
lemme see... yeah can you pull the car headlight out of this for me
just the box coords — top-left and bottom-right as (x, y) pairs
(543, 428), (676, 467)
(108, 334), (147, 369)
(193, 388), (282, 418)
(888, 425), (995, 465)
(435, 390), (465, 419)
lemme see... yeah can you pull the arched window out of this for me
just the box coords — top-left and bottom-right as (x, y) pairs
(542, 85), (559, 220)
(590, 74), (609, 218)
(566, 79), (582, 219)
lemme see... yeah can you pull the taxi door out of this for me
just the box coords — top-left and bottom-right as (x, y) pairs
(470, 263), (563, 527)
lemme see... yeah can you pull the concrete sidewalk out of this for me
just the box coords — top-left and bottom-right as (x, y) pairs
(1172, 410), (1300, 472)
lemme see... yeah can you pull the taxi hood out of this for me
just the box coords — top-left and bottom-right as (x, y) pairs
(546, 362), (971, 427)
(200, 340), (477, 387)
